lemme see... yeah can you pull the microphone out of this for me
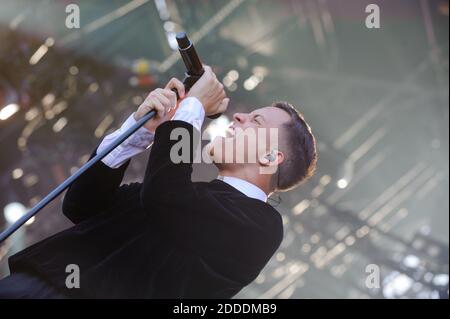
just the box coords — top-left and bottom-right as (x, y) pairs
(175, 32), (222, 120)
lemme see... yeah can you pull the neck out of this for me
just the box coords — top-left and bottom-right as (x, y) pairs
(218, 167), (273, 196)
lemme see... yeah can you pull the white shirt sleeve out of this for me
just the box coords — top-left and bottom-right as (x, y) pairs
(98, 113), (155, 168)
(98, 97), (205, 169)
(172, 97), (205, 132)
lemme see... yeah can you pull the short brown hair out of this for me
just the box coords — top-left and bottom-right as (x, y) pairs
(273, 102), (317, 192)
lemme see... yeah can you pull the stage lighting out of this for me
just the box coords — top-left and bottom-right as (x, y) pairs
(403, 254), (420, 268)
(25, 216), (35, 226)
(337, 178), (349, 189)
(0, 103), (19, 120)
(433, 274), (449, 286)
(204, 116), (232, 141)
(52, 117), (68, 133)
(69, 66), (79, 75)
(12, 168), (24, 180)
(3, 202), (27, 224)
(336, 158), (354, 189)
(382, 272), (414, 298)
(29, 38), (54, 65)
(244, 75), (260, 91)
(228, 70), (239, 81)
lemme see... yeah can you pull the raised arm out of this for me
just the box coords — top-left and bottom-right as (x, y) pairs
(138, 68), (229, 245)
(62, 149), (132, 224)
(62, 84), (182, 224)
(139, 68), (228, 205)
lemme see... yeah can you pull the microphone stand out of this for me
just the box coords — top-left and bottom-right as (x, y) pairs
(0, 32), (210, 244)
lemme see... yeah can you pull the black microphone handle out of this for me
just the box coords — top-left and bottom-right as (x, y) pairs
(175, 32), (222, 120)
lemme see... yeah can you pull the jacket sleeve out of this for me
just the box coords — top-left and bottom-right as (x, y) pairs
(140, 120), (202, 247)
(62, 148), (137, 224)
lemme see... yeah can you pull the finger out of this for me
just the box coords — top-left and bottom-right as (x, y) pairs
(151, 90), (174, 110)
(153, 92), (171, 108)
(218, 83), (225, 95)
(136, 104), (152, 120)
(140, 100), (158, 117)
(159, 89), (178, 107)
(208, 79), (220, 93)
(165, 103), (179, 119)
(144, 91), (159, 103)
(212, 84), (226, 100)
(203, 65), (212, 73)
(218, 98), (230, 114)
(165, 78), (185, 98)
(203, 65), (213, 78)
(151, 98), (165, 118)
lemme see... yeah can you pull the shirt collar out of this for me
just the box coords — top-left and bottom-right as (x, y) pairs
(217, 176), (268, 203)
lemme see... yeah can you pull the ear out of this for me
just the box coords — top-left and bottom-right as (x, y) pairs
(258, 150), (285, 167)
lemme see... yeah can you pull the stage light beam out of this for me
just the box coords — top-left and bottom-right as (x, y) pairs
(4, 202), (27, 224)
(0, 103), (19, 120)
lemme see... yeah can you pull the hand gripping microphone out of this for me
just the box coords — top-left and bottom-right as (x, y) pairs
(175, 32), (222, 119)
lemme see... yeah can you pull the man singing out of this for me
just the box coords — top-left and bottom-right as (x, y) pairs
(0, 66), (317, 298)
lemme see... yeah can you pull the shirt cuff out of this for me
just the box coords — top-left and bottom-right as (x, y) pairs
(172, 97), (205, 132)
(98, 113), (155, 168)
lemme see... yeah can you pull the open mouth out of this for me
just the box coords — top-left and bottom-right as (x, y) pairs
(225, 126), (236, 138)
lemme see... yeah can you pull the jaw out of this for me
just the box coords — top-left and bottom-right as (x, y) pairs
(208, 134), (268, 167)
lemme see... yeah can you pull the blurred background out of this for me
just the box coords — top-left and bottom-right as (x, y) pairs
(0, 0), (448, 299)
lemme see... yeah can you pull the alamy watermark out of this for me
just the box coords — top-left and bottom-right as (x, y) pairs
(65, 4), (80, 29)
(365, 264), (381, 289)
(65, 264), (80, 289)
(365, 4), (381, 29)
(169, 126), (280, 175)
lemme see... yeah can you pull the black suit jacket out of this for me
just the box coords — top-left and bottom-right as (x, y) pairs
(8, 121), (283, 298)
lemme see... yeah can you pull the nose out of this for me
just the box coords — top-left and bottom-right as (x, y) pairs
(233, 113), (247, 124)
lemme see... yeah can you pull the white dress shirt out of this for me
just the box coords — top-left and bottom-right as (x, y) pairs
(97, 97), (267, 202)
(217, 176), (268, 203)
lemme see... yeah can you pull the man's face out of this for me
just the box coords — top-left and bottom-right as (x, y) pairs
(208, 106), (290, 169)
